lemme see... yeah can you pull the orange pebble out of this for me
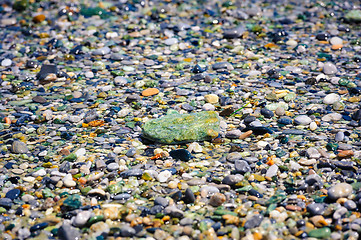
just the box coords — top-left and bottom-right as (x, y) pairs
(142, 88), (160, 97)
(33, 14), (46, 23)
(4, 117), (11, 124)
(88, 120), (104, 127)
(78, 177), (87, 185)
(337, 150), (354, 158)
(266, 159), (274, 166)
(331, 44), (343, 50)
(253, 232), (262, 240)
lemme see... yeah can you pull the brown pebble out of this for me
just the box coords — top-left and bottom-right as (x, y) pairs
(220, 106), (234, 117)
(209, 193), (226, 207)
(33, 14), (46, 23)
(32, 96), (47, 104)
(310, 215), (328, 227)
(142, 88), (159, 97)
(239, 130), (253, 140)
(337, 150), (354, 158)
(285, 205), (302, 211)
(60, 148), (71, 156)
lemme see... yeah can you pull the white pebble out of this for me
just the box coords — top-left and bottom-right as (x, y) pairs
(75, 148), (86, 157)
(310, 122), (318, 131)
(1, 59), (12, 67)
(157, 170), (172, 182)
(323, 93), (340, 104)
(329, 36), (343, 45)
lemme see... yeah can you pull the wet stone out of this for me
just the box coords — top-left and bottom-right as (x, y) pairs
(11, 141), (28, 154)
(327, 183), (353, 200)
(37, 64), (57, 80)
(142, 111), (220, 144)
(5, 189), (20, 200)
(234, 160), (251, 174)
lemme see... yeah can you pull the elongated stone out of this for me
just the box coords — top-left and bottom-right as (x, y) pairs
(308, 227), (331, 239)
(142, 111), (220, 144)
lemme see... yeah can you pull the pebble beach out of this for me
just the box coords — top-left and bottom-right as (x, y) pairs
(1, 0), (361, 239)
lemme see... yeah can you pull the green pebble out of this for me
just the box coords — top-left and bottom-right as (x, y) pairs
(308, 228), (331, 239)
(42, 188), (55, 198)
(61, 153), (77, 162)
(142, 111), (220, 144)
(106, 182), (123, 194)
(63, 194), (82, 210)
(284, 92), (296, 102)
(87, 215), (105, 226)
(213, 210), (237, 216)
(0, 207), (6, 214)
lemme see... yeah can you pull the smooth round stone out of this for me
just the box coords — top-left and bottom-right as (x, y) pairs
(322, 113), (342, 122)
(278, 116), (293, 125)
(92, 47), (111, 55)
(335, 132), (344, 142)
(0, 198), (12, 209)
(154, 197), (169, 207)
(306, 203), (325, 216)
(234, 160), (251, 174)
(323, 62), (338, 75)
(244, 214), (263, 229)
(107, 163), (119, 171)
(226, 130), (242, 139)
(11, 141), (29, 154)
(170, 149), (192, 161)
(294, 115), (312, 125)
(184, 188), (195, 204)
(202, 103), (215, 111)
(58, 224), (80, 240)
(330, 36), (343, 45)
(204, 94), (219, 104)
(32, 96), (47, 103)
(275, 107), (285, 116)
(327, 183), (353, 200)
(165, 38), (178, 45)
(209, 193), (226, 207)
(114, 193), (131, 201)
(323, 93), (340, 104)
(1, 59), (12, 67)
(344, 200), (357, 210)
(226, 152), (242, 162)
(306, 147), (321, 159)
(310, 122), (318, 131)
(30, 222), (48, 232)
(5, 189), (20, 200)
(265, 164), (278, 178)
(222, 174), (243, 186)
(157, 170), (172, 183)
(85, 71), (94, 78)
(73, 211), (92, 227)
(114, 76), (128, 86)
(223, 26), (245, 39)
(142, 88), (159, 97)
(260, 108), (274, 118)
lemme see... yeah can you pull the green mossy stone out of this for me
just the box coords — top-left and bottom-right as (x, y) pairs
(142, 111), (220, 144)
(308, 227), (331, 239)
(63, 194), (82, 210)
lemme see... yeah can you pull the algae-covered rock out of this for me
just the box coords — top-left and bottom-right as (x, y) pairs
(142, 111), (220, 144)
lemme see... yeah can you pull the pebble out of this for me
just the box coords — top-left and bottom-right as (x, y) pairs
(234, 160), (251, 174)
(294, 115), (312, 125)
(323, 93), (340, 105)
(0, 1), (360, 239)
(327, 183), (353, 200)
(11, 141), (28, 154)
(323, 62), (338, 75)
(209, 193), (226, 207)
(73, 211), (92, 227)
